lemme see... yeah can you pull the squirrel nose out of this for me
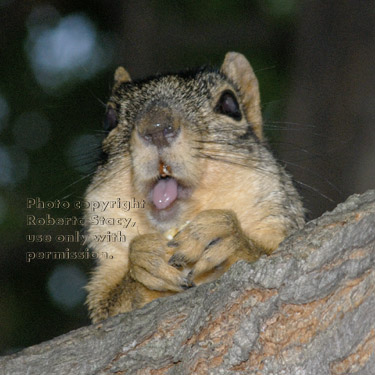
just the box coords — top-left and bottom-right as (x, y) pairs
(140, 122), (177, 148)
(137, 106), (180, 148)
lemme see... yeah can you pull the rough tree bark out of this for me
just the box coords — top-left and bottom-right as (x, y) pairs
(1, 190), (375, 375)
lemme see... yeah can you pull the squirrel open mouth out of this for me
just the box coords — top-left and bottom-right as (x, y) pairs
(151, 162), (178, 210)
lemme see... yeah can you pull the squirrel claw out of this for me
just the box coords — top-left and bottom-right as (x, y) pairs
(181, 278), (195, 290)
(167, 240), (179, 248)
(168, 253), (186, 268)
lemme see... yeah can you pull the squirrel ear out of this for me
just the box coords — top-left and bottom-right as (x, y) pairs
(221, 52), (263, 139)
(113, 66), (131, 89)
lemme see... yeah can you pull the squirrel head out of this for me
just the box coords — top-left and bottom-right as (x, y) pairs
(94, 52), (266, 228)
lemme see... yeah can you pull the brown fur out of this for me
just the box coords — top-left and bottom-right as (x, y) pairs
(85, 52), (305, 323)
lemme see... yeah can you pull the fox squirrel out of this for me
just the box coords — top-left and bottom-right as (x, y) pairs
(85, 52), (305, 323)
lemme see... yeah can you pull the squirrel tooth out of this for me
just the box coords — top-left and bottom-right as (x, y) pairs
(159, 162), (172, 177)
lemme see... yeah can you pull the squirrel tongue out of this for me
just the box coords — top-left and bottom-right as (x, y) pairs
(152, 178), (178, 209)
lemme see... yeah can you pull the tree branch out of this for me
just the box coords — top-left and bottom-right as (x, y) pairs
(2, 190), (375, 375)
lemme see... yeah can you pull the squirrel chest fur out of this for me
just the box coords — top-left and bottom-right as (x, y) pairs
(85, 52), (305, 323)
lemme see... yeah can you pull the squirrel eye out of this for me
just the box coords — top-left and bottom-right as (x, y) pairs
(214, 90), (242, 121)
(103, 107), (118, 131)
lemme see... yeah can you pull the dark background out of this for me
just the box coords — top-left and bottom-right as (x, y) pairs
(1, 0), (374, 355)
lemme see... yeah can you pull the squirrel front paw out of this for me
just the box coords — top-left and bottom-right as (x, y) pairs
(129, 233), (194, 292)
(168, 209), (261, 283)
